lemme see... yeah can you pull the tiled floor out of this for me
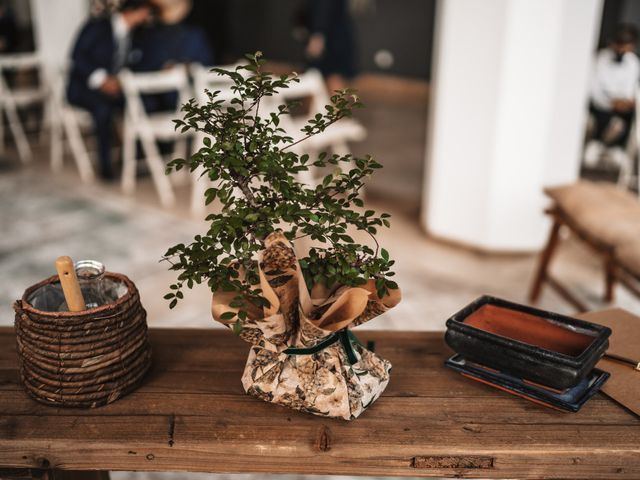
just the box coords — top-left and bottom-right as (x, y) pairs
(4, 162), (638, 331)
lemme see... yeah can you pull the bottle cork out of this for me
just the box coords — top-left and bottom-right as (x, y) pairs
(55, 256), (86, 312)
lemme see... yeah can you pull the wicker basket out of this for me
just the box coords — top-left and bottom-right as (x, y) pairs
(13, 272), (152, 408)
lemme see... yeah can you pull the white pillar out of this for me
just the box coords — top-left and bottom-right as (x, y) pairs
(422, 0), (603, 251)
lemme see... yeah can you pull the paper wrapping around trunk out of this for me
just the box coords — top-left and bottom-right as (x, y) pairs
(212, 232), (401, 420)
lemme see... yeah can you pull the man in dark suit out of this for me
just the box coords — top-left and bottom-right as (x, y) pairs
(136, 22), (213, 72)
(67, 0), (154, 180)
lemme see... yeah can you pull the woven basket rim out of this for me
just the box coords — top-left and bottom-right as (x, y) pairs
(16, 297), (141, 329)
(20, 272), (137, 318)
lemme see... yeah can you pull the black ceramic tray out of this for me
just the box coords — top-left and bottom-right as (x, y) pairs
(444, 296), (611, 390)
(445, 354), (610, 412)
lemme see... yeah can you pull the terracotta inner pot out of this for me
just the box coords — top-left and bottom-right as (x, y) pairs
(463, 304), (595, 356)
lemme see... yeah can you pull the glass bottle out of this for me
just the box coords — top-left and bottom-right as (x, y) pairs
(74, 260), (109, 309)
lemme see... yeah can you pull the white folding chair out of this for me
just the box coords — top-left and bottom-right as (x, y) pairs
(0, 53), (50, 163)
(190, 63), (245, 214)
(49, 65), (95, 183)
(192, 62), (243, 104)
(269, 69), (366, 185)
(119, 66), (193, 207)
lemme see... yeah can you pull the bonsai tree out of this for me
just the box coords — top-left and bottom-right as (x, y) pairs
(162, 53), (397, 331)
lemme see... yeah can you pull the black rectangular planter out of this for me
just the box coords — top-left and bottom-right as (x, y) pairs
(444, 296), (611, 390)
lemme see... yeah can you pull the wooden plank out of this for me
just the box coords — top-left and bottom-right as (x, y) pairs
(0, 390), (634, 427)
(3, 368), (522, 398)
(0, 329), (441, 370)
(3, 409), (636, 447)
(0, 331), (623, 402)
(2, 414), (640, 477)
(2, 366), (575, 398)
(1, 422), (639, 478)
(3, 450), (639, 480)
(1, 327), (639, 479)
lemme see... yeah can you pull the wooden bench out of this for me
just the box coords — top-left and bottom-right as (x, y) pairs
(529, 181), (640, 311)
(1, 323), (639, 479)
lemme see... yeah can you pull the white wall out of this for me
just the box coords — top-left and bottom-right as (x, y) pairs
(422, 0), (603, 251)
(30, 0), (89, 67)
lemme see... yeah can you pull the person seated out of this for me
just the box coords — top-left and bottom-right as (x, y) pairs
(128, 0), (213, 121)
(66, 0), (155, 180)
(124, 0), (213, 159)
(585, 24), (640, 168)
(136, 0), (213, 77)
(304, 0), (357, 93)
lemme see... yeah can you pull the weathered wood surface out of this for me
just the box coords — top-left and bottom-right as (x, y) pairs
(1, 327), (639, 479)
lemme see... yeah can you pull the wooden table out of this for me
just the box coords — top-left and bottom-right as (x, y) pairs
(1, 326), (639, 479)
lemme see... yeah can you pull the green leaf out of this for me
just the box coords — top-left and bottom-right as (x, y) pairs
(220, 311), (236, 321)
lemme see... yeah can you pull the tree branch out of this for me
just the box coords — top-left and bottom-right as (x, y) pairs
(280, 112), (347, 152)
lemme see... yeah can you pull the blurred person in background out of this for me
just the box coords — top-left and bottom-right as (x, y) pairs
(67, 0), (155, 181)
(585, 23), (640, 168)
(139, 0), (213, 72)
(0, 0), (17, 53)
(134, 0), (213, 156)
(304, 0), (357, 92)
